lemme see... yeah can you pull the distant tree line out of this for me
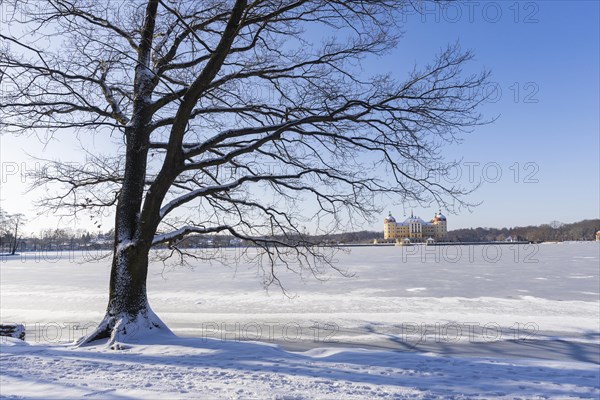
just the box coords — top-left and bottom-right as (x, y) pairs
(447, 219), (600, 243)
(301, 220), (600, 244)
(1, 215), (598, 254)
(302, 220), (600, 244)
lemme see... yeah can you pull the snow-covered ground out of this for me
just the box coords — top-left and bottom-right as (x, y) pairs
(1, 242), (599, 398)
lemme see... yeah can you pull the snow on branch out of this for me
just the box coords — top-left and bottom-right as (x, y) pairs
(152, 224), (230, 246)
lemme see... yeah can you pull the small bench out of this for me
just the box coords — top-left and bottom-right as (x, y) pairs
(0, 324), (26, 341)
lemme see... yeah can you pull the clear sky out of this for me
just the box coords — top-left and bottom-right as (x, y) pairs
(384, 0), (600, 229)
(1, 0), (599, 235)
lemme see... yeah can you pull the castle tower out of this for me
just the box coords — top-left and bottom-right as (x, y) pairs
(383, 212), (397, 240)
(435, 209), (447, 239)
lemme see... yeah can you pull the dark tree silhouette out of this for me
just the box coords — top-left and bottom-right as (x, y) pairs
(0, 0), (489, 345)
(0, 209), (25, 255)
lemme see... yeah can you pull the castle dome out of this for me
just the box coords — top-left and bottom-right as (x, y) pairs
(384, 212), (396, 223)
(432, 209), (447, 222)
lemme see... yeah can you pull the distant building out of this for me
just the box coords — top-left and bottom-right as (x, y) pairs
(384, 210), (447, 242)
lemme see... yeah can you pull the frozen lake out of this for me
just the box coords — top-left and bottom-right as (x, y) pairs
(1, 242), (599, 399)
(1, 242), (598, 358)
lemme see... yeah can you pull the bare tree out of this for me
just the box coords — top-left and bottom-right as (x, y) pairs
(0, 208), (25, 255)
(0, 0), (489, 345)
(0, 208), (11, 253)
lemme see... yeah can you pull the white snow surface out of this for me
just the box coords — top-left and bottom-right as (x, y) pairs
(1, 242), (599, 398)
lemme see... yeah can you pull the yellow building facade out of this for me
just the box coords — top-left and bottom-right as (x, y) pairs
(383, 210), (447, 242)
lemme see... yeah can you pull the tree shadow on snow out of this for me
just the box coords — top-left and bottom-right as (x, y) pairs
(1, 334), (599, 398)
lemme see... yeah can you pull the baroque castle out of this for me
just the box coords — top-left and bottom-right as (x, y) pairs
(383, 210), (448, 242)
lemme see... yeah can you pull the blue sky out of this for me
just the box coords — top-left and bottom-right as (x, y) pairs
(1, 1), (599, 233)
(377, 0), (600, 228)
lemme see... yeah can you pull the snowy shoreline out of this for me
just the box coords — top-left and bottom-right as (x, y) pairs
(2, 334), (598, 399)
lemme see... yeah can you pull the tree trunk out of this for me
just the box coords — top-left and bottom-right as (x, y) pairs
(10, 220), (18, 255)
(78, 124), (171, 347)
(9, 237), (17, 255)
(78, 244), (171, 348)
